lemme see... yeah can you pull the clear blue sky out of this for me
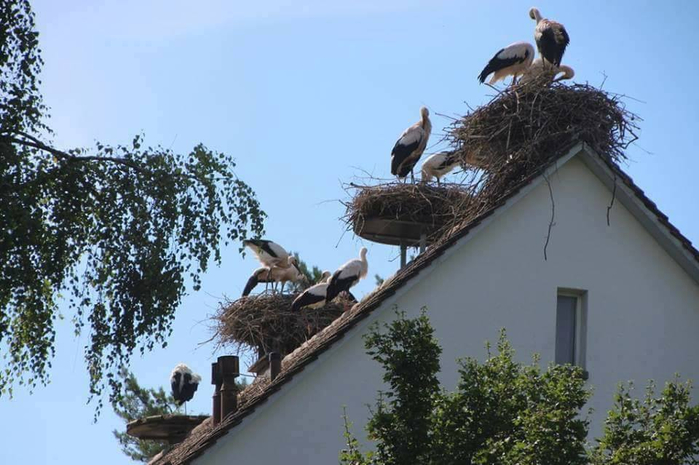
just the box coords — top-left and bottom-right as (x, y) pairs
(1, 1), (698, 463)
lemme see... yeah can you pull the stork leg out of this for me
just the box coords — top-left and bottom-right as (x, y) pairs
(410, 170), (415, 184)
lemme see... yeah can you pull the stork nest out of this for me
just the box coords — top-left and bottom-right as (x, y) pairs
(213, 293), (350, 357)
(344, 182), (474, 242)
(449, 82), (640, 202)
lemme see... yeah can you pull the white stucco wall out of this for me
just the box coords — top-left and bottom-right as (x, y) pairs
(196, 156), (699, 464)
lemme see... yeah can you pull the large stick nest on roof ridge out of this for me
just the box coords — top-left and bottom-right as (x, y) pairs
(449, 82), (640, 202)
(343, 182), (475, 242)
(213, 293), (350, 357)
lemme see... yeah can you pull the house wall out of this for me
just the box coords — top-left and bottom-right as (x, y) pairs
(196, 156), (699, 465)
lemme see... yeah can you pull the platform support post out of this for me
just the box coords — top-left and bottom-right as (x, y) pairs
(400, 239), (407, 268)
(419, 232), (426, 254)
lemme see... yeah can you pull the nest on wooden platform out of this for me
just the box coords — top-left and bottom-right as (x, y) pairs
(344, 182), (475, 242)
(449, 82), (640, 203)
(213, 293), (350, 357)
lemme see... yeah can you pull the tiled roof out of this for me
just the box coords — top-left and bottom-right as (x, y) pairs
(152, 144), (699, 465)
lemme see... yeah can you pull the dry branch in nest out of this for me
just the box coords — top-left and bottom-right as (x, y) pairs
(449, 82), (640, 203)
(213, 293), (350, 357)
(343, 182), (475, 243)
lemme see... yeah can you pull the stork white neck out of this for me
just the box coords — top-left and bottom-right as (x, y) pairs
(529, 7), (543, 23)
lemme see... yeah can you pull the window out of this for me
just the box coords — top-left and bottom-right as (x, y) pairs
(555, 290), (587, 375)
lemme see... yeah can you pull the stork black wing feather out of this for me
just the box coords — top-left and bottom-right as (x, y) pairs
(292, 290), (325, 312)
(391, 140), (420, 176)
(537, 26), (569, 67)
(478, 49), (525, 83)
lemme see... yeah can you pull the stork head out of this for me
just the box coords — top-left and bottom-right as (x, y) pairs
(420, 164), (432, 183)
(320, 270), (332, 283)
(529, 7), (542, 22)
(555, 65), (575, 82)
(420, 106), (429, 119)
(359, 247), (368, 258)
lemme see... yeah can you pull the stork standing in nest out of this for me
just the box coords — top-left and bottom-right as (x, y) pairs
(478, 41), (535, 86)
(391, 107), (431, 183)
(291, 271), (332, 311)
(242, 260), (305, 296)
(325, 248), (368, 303)
(520, 57), (575, 84)
(170, 363), (201, 414)
(529, 7), (570, 67)
(243, 239), (294, 268)
(421, 152), (459, 186)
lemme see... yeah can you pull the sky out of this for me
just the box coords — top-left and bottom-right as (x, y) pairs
(1, 1), (698, 463)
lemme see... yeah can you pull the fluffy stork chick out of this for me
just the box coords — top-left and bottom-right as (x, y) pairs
(325, 248), (368, 303)
(529, 7), (570, 67)
(421, 152), (459, 185)
(478, 42), (535, 85)
(291, 271), (332, 312)
(520, 57), (575, 84)
(170, 364), (202, 409)
(242, 258), (304, 297)
(391, 107), (432, 183)
(243, 239), (293, 268)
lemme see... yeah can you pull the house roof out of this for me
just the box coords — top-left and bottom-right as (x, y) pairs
(152, 143), (699, 465)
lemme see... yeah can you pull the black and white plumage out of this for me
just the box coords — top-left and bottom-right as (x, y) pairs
(520, 57), (575, 84)
(242, 259), (304, 296)
(170, 363), (202, 407)
(325, 247), (368, 303)
(530, 7), (570, 67)
(291, 271), (332, 312)
(478, 41), (535, 85)
(391, 107), (432, 182)
(243, 239), (293, 268)
(421, 152), (459, 185)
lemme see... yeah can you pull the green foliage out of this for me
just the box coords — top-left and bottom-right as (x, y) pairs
(341, 313), (590, 465)
(287, 252), (323, 293)
(591, 379), (699, 465)
(362, 309), (442, 465)
(0, 0), (266, 414)
(341, 312), (699, 464)
(112, 370), (178, 462)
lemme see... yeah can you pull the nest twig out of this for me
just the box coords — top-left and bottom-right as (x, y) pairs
(449, 82), (639, 202)
(213, 293), (350, 357)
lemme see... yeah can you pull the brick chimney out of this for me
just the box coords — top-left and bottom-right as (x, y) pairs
(218, 355), (240, 422)
(269, 352), (281, 381)
(211, 361), (222, 426)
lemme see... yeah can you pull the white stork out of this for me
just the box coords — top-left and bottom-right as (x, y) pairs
(478, 41), (535, 86)
(325, 247), (368, 303)
(421, 152), (459, 185)
(170, 363), (202, 413)
(520, 57), (575, 84)
(291, 271), (332, 312)
(529, 7), (570, 67)
(242, 259), (304, 297)
(391, 107), (432, 183)
(243, 239), (293, 268)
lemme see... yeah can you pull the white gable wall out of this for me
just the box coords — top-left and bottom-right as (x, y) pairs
(197, 156), (699, 464)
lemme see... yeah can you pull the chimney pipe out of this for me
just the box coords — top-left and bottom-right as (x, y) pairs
(218, 355), (240, 421)
(269, 352), (281, 381)
(211, 362), (222, 427)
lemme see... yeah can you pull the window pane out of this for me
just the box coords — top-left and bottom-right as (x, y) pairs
(555, 295), (577, 364)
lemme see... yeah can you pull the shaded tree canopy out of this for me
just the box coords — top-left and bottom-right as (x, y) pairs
(342, 311), (699, 465)
(0, 0), (265, 414)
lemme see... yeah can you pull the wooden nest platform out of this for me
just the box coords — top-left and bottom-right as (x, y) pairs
(213, 293), (350, 357)
(345, 182), (474, 246)
(127, 415), (208, 444)
(449, 82), (639, 200)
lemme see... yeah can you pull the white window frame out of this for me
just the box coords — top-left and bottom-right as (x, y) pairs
(556, 288), (588, 376)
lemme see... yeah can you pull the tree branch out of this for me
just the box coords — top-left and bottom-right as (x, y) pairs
(1, 131), (145, 173)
